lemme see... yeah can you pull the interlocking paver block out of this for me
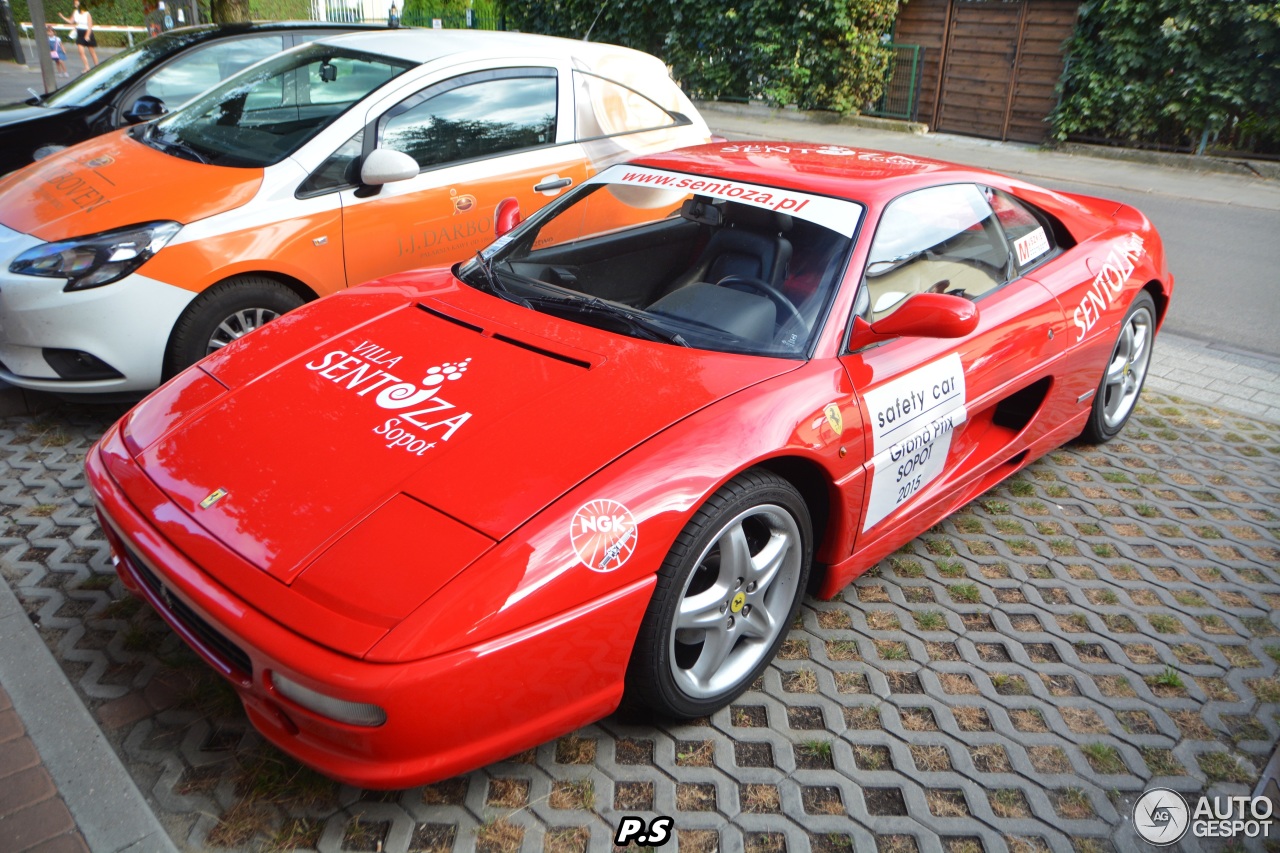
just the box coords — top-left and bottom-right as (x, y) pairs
(3, 389), (1280, 851)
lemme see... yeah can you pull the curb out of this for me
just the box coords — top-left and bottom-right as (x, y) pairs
(695, 99), (927, 135)
(0, 581), (178, 853)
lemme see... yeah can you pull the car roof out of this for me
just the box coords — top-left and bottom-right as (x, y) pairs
(631, 143), (1010, 205)
(156, 20), (388, 39)
(319, 29), (667, 68)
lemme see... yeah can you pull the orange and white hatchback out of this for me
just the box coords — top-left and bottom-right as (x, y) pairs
(0, 30), (710, 394)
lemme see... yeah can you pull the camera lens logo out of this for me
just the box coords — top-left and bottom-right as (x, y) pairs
(1133, 788), (1189, 845)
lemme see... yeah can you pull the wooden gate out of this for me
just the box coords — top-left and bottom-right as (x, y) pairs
(894, 0), (1079, 144)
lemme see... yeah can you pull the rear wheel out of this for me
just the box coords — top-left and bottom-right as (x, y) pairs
(626, 470), (812, 718)
(1081, 291), (1156, 443)
(165, 276), (304, 377)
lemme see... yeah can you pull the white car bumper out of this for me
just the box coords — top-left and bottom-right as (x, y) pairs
(0, 223), (196, 394)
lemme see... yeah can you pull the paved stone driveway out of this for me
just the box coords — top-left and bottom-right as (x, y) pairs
(1, 389), (1276, 853)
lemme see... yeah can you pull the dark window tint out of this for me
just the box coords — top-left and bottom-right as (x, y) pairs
(379, 72), (557, 170)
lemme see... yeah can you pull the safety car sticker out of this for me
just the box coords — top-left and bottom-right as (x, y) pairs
(861, 353), (966, 531)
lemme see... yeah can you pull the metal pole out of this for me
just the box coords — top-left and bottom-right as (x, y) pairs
(26, 0), (57, 95)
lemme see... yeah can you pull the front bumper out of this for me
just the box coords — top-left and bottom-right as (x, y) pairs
(86, 421), (650, 788)
(0, 222), (195, 393)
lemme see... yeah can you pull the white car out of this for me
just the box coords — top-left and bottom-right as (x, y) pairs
(0, 30), (710, 395)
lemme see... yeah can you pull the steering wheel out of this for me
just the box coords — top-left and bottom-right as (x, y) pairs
(714, 275), (806, 329)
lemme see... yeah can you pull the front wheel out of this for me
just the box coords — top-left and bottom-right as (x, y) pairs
(165, 276), (304, 378)
(625, 470), (812, 718)
(1080, 290), (1156, 443)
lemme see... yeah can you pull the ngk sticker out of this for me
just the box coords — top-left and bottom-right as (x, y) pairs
(571, 499), (638, 572)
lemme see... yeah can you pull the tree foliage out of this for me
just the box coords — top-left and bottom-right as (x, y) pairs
(502, 0), (901, 113)
(1052, 0), (1280, 154)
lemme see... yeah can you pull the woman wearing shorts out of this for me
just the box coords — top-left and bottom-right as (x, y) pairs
(59, 0), (99, 71)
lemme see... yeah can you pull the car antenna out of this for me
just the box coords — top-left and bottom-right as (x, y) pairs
(582, 5), (606, 41)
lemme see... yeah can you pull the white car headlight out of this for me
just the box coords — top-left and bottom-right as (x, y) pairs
(9, 220), (182, 291)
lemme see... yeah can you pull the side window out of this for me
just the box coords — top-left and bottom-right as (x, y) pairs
(142, 35), (283, 109)
(984, 187), (1058, 272)
(860, 183), (1011, 322)
(298, 129), (363, 197)
(379, 71), (557, 170)
(573, 70), (677, 139)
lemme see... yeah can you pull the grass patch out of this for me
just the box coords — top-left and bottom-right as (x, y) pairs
(1081, 743), (1126, 775)
(913, 610), (947, 631)
(1148, 666), (1184, 690)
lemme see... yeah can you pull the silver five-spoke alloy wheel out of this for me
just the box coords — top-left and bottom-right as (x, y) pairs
(1100, 300), (1154, 430)
(669, 503), (803, 698)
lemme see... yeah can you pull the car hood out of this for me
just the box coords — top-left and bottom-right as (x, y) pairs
(0, 101), (59, 128)
(124, 276), (797, 585)
(0, 129), (262, 241)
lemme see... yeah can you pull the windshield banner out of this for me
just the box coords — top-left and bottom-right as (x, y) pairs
(592, 165), (863, 237)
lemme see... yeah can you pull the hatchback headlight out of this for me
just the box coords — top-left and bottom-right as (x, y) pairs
(9, 221), (182, 291)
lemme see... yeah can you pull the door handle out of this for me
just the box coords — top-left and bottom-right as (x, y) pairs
(534, 176), (573, 194)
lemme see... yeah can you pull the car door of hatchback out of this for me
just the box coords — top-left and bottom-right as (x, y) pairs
(334, 61), (591, 286)
(839, 183), (1068, 556)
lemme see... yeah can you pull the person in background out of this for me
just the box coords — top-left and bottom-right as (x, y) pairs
(47, 24), (69, 77)
(387, 3), (400, 27)
(59, 0), (99, 71)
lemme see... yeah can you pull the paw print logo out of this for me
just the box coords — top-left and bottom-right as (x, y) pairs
(423, 358), (471, 387)
(376, 358), (472, 409)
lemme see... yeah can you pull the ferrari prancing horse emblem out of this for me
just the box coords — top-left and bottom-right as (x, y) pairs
(200, 488), (229, 509)
(823, 403), (844, 435)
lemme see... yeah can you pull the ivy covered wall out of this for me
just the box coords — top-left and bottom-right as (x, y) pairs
(501, 0), (902, 114)
(1052, 0), (1280, 155)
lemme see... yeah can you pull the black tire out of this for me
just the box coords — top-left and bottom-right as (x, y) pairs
(165, 276), (304, 378)
(625, 470), (813, 718)
(1080, 290), (1157, 444)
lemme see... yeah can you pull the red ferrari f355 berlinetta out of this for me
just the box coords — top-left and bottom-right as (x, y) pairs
(87, 142), (1171, 787)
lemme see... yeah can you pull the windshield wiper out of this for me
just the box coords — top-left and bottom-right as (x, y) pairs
(144, 124), (207, 164)
(527, 294), (690, 347)
(463, 252), (530, 308)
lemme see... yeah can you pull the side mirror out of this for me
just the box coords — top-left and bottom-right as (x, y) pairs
(359, 148), (419, 186)
(494, 197), (522, 236)
(853, 292), (978, 347)
(123, 95), (167, 124)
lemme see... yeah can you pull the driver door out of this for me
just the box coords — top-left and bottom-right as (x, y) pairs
(337, 66), (590, 286)
(840, 183), (1066, 554)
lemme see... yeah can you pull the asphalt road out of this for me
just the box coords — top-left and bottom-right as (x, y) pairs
(1009, 176), (1279, 360)
(705, 108), (1280, 360)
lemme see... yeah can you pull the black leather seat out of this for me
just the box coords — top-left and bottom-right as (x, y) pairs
(669, 202), (794, 293)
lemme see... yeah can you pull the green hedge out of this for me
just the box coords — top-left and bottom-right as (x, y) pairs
(1052, 0), (1280, 155)
(500, 0), (900, 114)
